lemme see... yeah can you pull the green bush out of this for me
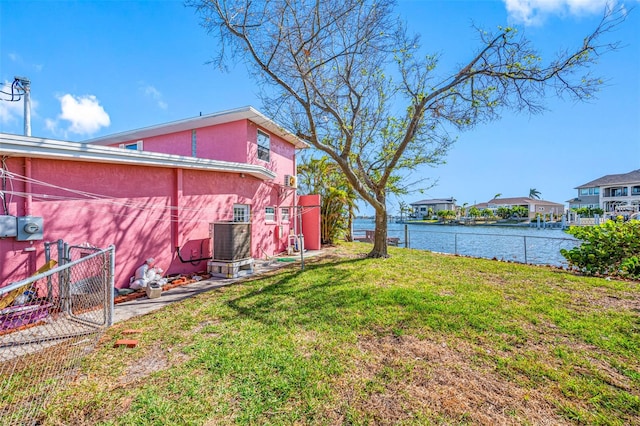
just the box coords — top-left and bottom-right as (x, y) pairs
(560, 219), (640, 278)
(436, 209), (456, 220)
(571, 206), (604, 218)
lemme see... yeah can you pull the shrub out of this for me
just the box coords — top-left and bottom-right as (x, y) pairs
(436, 210), (456, 221)
(560, 219), (640, 278)
(572, 206), (604, 218)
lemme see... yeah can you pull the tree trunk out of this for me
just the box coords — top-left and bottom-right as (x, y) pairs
(368, 204), (388, 258)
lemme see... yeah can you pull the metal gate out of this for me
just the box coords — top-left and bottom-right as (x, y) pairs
(0, 243), (115, 425)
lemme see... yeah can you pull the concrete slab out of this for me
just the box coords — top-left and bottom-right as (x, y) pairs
(112, 250), (323, 324)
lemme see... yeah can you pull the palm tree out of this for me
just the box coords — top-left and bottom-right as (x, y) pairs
(493, 193), (502, 200)
(459, 202), (468, 218)
(398, 201), (408, 222)
(298, 156), (359, 244)
(529, 188), (542, 199)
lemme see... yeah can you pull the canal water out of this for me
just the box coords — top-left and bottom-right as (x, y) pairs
(353, 219), (579, 267)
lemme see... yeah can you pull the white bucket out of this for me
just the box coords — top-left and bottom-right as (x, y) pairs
(145, 284), (162, 299)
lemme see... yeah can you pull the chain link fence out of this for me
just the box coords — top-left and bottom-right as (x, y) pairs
(0, 244), (114, 425)
(406, 230), (579, 265)
(355, 224), (579, 266)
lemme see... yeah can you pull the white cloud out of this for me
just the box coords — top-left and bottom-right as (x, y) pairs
(0, 100), (23, 126)
(141, 84), (168, 110)
(48, 94), (111, 136)
(504, 0), (613, 25)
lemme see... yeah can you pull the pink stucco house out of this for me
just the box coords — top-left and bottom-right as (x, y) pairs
(0, 106), (318, 288)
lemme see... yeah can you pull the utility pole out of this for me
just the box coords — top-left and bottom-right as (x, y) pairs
(14, 76), (31, 136)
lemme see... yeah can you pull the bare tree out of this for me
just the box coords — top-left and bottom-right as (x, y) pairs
(190, 0), (624, 257)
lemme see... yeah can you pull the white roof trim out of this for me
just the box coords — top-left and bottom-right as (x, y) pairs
(0, 133), (277, 180)
(84, 106), (309, 149)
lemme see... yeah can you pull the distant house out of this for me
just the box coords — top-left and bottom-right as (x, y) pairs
(0, 106), (319, 287)
(568, 169), (640, 215)
(481, 197), (565, 219)
(410, 198), (456, 219)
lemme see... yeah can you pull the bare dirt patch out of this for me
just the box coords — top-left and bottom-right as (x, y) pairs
(118, 344), (170, 386)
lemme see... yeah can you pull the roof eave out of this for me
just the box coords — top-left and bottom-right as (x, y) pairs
(83, 106), (309, 150)
(0, 133), (277, 180)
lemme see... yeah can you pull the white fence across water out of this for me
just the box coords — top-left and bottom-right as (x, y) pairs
(0, 244), (115, 425)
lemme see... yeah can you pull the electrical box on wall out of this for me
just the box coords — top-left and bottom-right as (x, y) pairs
(16, 216), (44, 241)
(0, 215), (17, 238)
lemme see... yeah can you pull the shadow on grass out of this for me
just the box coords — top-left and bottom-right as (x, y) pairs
(222, 252), (498, 336)
(225, 255), (393, 329)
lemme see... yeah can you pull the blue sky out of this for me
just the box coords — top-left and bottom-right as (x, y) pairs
(1, 0), (639, 214)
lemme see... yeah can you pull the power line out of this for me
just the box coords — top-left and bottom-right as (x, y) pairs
(0, 169), (299, 226)
(0, 78), (27, 102)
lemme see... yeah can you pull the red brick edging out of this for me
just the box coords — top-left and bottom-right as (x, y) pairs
(114, 273), (211, 304)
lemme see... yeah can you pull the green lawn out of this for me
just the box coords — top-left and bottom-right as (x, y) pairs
(44, 243), (639, 425)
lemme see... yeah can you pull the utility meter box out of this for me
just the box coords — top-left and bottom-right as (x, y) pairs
(16, 216), (44, 241)
(0, 215), (17, 238)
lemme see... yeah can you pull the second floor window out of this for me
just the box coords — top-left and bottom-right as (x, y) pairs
(120, 140), (143, 150)
(579, 187), (600, 196)
(257, 130), (270, 162)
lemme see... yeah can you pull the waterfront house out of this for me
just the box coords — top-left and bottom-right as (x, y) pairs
(409, 198), (456, 219)
(0, 107), (318, 287)
(482, 197), (565, 219)
(568, 169), (640, 216)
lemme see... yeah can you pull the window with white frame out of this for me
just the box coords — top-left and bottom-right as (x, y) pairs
(280, 207), (290, 222)
(120, 140), (143, 150)
(257, 130), (270, 162)
(233, 204), (250, 222)
(265, 207), (276, 222)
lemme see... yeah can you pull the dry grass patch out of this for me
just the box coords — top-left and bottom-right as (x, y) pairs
(337, 334), (566, 425)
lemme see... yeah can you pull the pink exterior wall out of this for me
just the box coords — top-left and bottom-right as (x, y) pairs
(113, 122), (249, 162)
(1, 120), (303, 288)
(0, 157), (296, 288)
(109, 120), (297, 179)
(1, 157), (171, 286)
(249, 122), (297, 181)
(135, 131), (193, 157)
(196, 122), (249, 163)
